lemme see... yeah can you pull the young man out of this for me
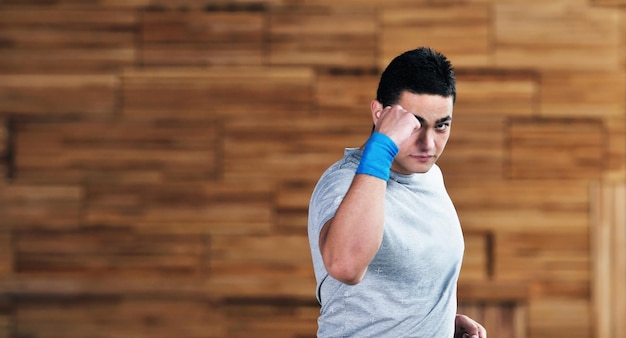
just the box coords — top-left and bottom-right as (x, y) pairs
(308, 47), (487, 337)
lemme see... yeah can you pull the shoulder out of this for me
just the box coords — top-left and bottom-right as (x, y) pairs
(428, 163), (443, 177)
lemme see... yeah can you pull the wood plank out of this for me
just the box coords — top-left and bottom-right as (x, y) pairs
(605, 115), (626, 172)
(455, 70), (539, 116)
(0, 231), (11, 277)
(15, 298), (225, 338)
(467, 0), (588, 3)
(274, 180), (312, 232)
(494, 230), (590, 283)
(457, 302), (525, 338)
(223, 115), (368, 184)
(0, 319), (8, 338)
(447, 179), (590, 232)
(459, 232), (488, 282)
(448, 179), (590, 211)
(591, 0), (626, 5)
(85, 182), (274, 235)
(140, 11), (264, 66)
(508, 118), (605, 180)
(0, 302), (11, 338)
(223, 303), (318, 338)
(276, 210), (308, 235)
(276, 180), (316, 211)
(528, 280), (590, 299)
(590, 178), (613, 338)
(315, 72), (379, 116)
(0, 273), (316, 301)
(15, 228), (207, 276)
(0, 119), (6, 179)
(0, 75), (118, 117)
(437, 114), (506, 180)
(0, 275), (210, 298)
(0, 184), (82, 229)
(210, 235), (313, 279)
(0, 9), (136, 73)
(269, 6), (377, 69)
(458, 281), (528, 302)
(540, 71), (625, 118)
(611, 184), (626, 338)
(208, 274), (315, 299)
(381, 5), (491, 68)
(459, 209), (588, 233)
(15, 119), (218, 183)
(495, 3), (620, 71)
(296, 0), (419, 6)
(590, 177), (626, 338)
(484, 304), (517, 338)
(122, 67), (314, 119)
(528, 298), (591, 338)
(0, 0), (288, 8)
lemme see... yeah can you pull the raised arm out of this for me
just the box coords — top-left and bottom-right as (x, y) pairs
(319, 102), (420, 284)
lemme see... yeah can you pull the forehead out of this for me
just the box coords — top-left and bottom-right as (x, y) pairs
(397, 91), (454, 120)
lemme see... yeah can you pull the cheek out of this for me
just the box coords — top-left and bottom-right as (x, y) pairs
(435, 135), (450, 151)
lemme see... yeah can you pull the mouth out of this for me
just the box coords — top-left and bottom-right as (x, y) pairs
(411, 154), (434, 162)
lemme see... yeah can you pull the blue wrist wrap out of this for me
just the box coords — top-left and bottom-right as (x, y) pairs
(356, 132), (399, 181)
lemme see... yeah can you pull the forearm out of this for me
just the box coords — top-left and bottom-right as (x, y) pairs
(320, 173), (386, 284)
(319, 125), (403, 284)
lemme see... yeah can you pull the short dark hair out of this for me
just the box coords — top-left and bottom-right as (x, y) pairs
(376, 47), (456, 106)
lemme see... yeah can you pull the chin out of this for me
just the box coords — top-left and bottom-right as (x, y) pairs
(413, 168), (431, 174)
(393, 158), (435, 174)
(413, 163), (435, 173)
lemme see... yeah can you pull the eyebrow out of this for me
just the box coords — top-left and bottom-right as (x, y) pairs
(414, 115), (452, 125)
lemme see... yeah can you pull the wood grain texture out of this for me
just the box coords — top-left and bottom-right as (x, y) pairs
(85, 182), (275, 234)
(15, 228), (208, 276)
(0, 75), (118, 117)
(381, 5), (491, 68)
(140, 11), (264, 66)
(459, 232), (489, 281)
(457, 302), (526, 338)
(508, 118), (605, 180)
(539, 71), (626, 118)
(14, 120), (219, 183)
(122, 67), (315, 119)
(448, 179), (590, 232)
(528, 298), (591, 338)
(14, 298), (226, 338)
(223, 115), (368, 184)
(0, 9), (136, 73)
(1, 1), (625, 337)
(269, 7), (377, 69)
(0, 231), (11, 277)
(0, 119), (6, 179)
(590, 177), (626, 338)
(494, 230), (590, 283)
(315, 72), (379, 116)
(0, 184), (82, 228)
(438, 114), (506, 180)
(455, 71), (539, 116)
(209, 235), (314, 279)
(495, 3), (620, 71)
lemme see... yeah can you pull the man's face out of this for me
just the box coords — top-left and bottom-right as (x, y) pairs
(390, 91), (454, 174)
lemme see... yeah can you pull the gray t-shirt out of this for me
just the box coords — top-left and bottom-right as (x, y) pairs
(308, 148), (464, 337)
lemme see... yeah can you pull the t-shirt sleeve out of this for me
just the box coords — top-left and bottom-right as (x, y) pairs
(309, 168), (355, 237)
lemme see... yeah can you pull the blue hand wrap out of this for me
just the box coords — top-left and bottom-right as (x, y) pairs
(356, 132), (399, 181)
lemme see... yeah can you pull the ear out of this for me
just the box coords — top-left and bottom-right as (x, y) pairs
(370, 100), (383, 125)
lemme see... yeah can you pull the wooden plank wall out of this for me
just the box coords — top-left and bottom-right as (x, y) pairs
(0, 1), (625, 337)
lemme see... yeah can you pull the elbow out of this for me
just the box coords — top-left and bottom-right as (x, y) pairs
(324, 259), (366, 285)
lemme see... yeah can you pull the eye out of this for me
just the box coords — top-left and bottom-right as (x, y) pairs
(435, 122), (450, 131)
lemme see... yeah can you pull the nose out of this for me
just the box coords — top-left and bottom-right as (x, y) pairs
(417, 128), (435, 151)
